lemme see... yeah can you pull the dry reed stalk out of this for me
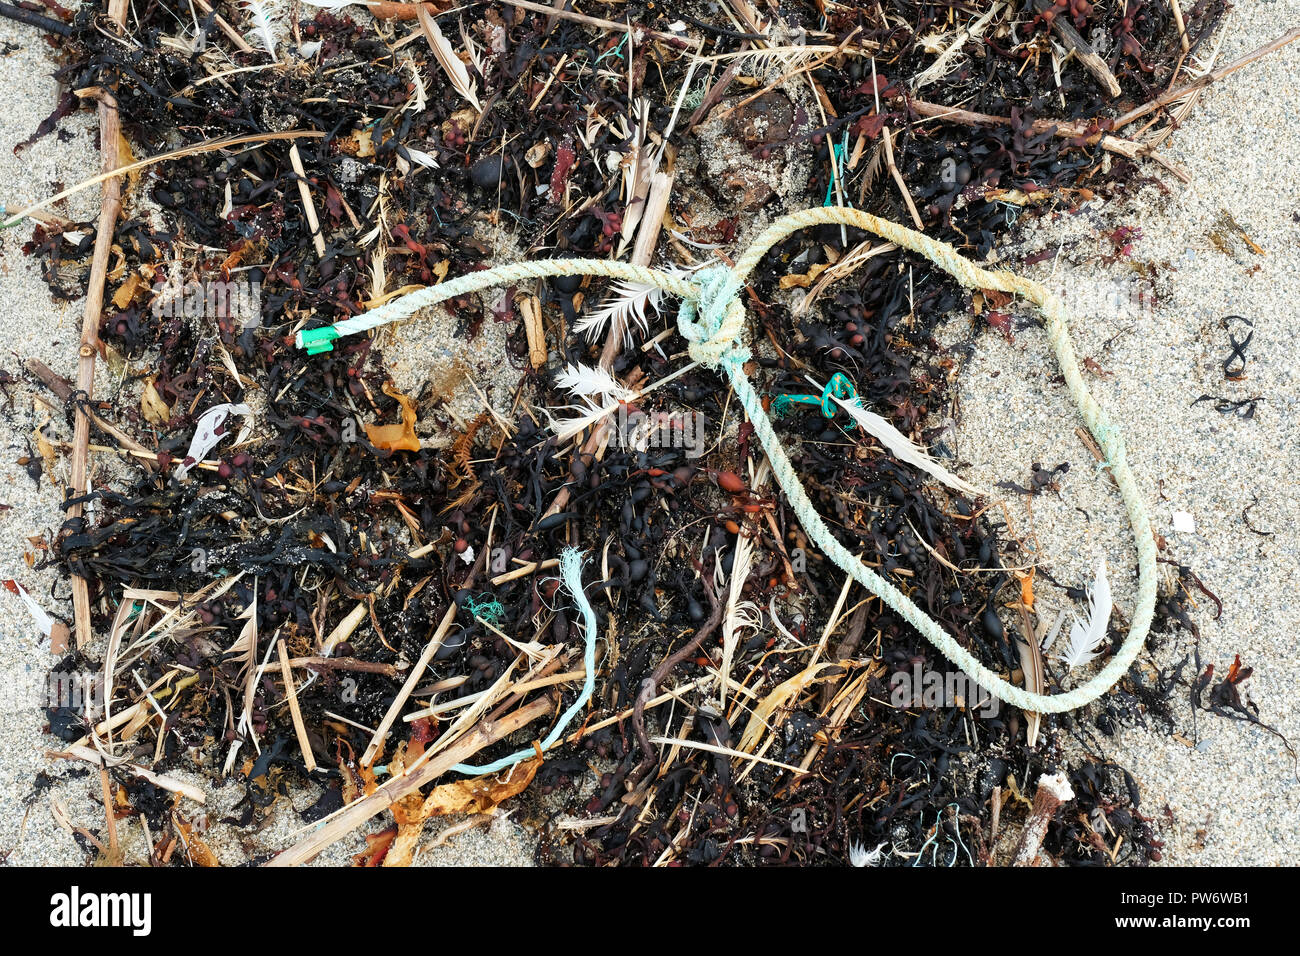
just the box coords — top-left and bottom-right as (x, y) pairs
(65, 0), (129, 652)
(360, 603), (457, 766)
(278, 638), (318, 772)
(289, 143), (327, 258)
(882, 127), (925, 229)
(266, 696), (553, 865)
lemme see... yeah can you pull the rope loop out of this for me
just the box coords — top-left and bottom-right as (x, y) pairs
(295, 205), (1158, 716)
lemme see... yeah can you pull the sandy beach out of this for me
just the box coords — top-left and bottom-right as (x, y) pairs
(945, 0), (1300, 865)
(1, 2), (1296, 867)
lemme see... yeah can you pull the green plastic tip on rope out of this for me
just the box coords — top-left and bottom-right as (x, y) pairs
(291, 205), (1158, 715)
(298, 327), (339, 355)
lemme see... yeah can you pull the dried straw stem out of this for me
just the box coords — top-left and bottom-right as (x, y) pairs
(67, 0), (129, 651)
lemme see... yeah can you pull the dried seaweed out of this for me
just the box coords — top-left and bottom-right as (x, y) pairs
(15, 0), (1242, 867)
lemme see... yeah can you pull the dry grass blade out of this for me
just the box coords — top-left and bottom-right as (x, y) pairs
(266, 696), (552, 866)
(736, 663), (839, 755)
(277, 638), (318, 773)
(223, 594), (268, 775)
(795, 240), (898, 316)
(882, 127), (925, 229)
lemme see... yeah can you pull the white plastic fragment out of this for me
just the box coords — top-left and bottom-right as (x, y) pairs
(175, 403), (254, 479)
(1172, 510), (1196, 534)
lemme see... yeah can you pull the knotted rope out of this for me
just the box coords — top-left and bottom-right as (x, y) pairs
(298, 206), (1156, 715)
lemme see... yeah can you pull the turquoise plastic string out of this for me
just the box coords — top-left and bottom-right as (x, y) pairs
(450, 547), (596, 775)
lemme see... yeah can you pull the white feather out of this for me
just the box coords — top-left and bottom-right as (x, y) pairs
(241, 0), (279, 59)
(575, 280), (664, 344)
(831, 393), (983, 497)
(415, 6), (482, 112)
(402, 147), (439, 170)
(555, 362), (634, 403)
(1057, 558), (1112, 671)
(403, 55), (428, 114)
(544, 398), (619, 444)
(849, 840), (887, 867)
(459, 19), (485, 78)
(716, 533), (761, 708)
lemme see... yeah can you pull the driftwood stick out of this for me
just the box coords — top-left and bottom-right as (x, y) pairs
(286, 655), (406, 678)
(1033, 0), (1121, 98)
(1113, 25), (1300, 129)
(1011, 771), (1075, 866)
(490, 556), (560, 586)
(908, 98), (1189, 182)
(67, 0), (129, 651)
(685, 60), (742, 133)
(519, 293), (547, 369)
(277, 638), (318, 773)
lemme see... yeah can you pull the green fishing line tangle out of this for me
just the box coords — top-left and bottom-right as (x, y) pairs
(463, 593), (506, 626)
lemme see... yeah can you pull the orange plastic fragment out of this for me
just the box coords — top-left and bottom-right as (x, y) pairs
(365, 382), (421, 452)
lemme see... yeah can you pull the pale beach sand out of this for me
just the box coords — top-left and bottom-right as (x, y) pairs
(1, 2), (1296, 866)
